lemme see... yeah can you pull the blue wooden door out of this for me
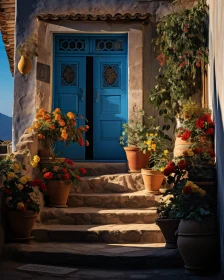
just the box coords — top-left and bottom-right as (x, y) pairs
(54, 57), (86, 159)
(93, 56), (127, 160)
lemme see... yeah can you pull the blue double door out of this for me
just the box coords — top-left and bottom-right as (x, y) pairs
(54, 35), (128, 160)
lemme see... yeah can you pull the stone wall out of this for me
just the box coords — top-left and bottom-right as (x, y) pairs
(13, 0), (196, 149)
(0, 192), (4, 257)
(207, 0), (224, 275)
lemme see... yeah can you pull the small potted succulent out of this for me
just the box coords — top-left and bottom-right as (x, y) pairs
(0, 156), (45, 241)
(119, 110), (150, 172)
(32, 156), (86, 207)
(18, 33), (38, 75)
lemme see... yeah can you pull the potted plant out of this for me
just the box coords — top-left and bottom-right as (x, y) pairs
(156, 158), (188, 248)
(29, 108), (89, 159)
(119, 110), (150, 172)
(176, 180), (217, 272)
(18, 33), (38, 75)
(0, 156), (46, 241)
(139, 120), (171, 194)
(33, 156), (86, 207)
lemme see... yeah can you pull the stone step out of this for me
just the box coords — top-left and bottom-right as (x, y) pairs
(40, 207), (158, 225)
(67, 191), (160, 208)
(4, 242), (184, 269)
(72, 173), (144, 194)
(32, 224), (165, 243)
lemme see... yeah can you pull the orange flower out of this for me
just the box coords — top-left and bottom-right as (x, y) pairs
(85, 125), (89, 129)
(38, 134), (44, 140)
(50, 125), (55, 130)
(34, 122), (40, 129)
(67, 112), (75, 119)
(55, 114), (61, 121)
(53, 108), (61, 114)
(38, 109), (45, 114)
(79, 126), (85, 131)
(35, 113), (43, 119)
(59, 119), (65, 126)
(73, 121), (76, 126)
(43, 114), (51, 121)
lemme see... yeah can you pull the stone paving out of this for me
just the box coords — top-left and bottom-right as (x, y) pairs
(0, 261), (220, 280)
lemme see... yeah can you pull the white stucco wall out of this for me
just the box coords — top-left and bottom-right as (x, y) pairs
(13, 0), (196, 148)
(208, 0), (224, 275)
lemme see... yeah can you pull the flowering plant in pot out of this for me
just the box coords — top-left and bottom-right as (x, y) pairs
(33, 156), (86, 207)
(119, 110), (150, 172)
(29, 108), (89, 158)
(0, 156), (46, 241)
(175, 179), (217, 272)
(18, 33), (38, 75)
(174, 101), (214, 157)
(139, 124), (171, 194)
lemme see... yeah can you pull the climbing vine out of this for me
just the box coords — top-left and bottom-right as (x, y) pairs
(149, 0), (209, 123)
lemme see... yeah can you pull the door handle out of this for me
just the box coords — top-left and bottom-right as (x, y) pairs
(80, 88), (85, 101)
(95, 90), (99, 103)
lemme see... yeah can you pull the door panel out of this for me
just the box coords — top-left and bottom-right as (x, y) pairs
(93, 56), (127, 160)
(54, 57), (86, 159)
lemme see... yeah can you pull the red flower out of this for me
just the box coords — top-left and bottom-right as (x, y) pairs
(193, 148), (202, 154)
(196, 118), (205, 129)
(209, 150), (216, 158)
(79, 168), (86, 175)
(85, 140), (89, 147)
(183, 185), (192, 195)
(61, 168), (68, 173)
(78, 137), (84, 146)
(203, 114), (213, 124)
(181, 130), (191, 141)
(196, 59), (201, 68)
(184, 115), (190, 119)
(44, 172), (53, 179)
(183, 28), (188, 33)
(164, 162), (176, 176)
(76, 176), (81, 180)
(4, 188), (12, 195)
(178, 160), (187, 170)
(177, 134), (182, 138)
(64, 158), (74, 165)
(63, 173), (70, 180)
(205, 128), (214, 135)
(180, 61), (187, 68)
(29, 179), (46, 192)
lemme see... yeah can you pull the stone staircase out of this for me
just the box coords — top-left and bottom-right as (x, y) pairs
(4, 163), (183, 268)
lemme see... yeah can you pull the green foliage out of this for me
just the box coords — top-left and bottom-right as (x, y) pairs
(149, 0), (209, 120)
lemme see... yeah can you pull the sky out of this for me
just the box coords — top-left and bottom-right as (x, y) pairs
(0, 33), (13, 117)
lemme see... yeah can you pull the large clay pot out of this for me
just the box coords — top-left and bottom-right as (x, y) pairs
(124, 147), (150, 173)
(156, 218), (180, 249)
(173, 137), (192, 158)
(7, 211), (38, 240)
(47, 180), (71, 207)
(141, 169), (164, 195)
(177, 219), (218, 272)
(18, 56), (32, 75)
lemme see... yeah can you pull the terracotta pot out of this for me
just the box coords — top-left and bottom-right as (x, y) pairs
(7, 211), (38, 239)
(124, 147), (150, 173)
(141, 169), (164, 194)
(47, 180), (71, 207)
(177, 219), (218, 272)
(18, 56), (32, 75)
(156, 218), (180, 249)
(173, 137), (192, 158)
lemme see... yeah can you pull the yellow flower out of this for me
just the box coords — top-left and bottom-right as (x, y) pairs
(146, 133), (149, 137)
(30, 161), (38, 168)
(160, 167), (165, 172)
(151, 143), (156, 151)
(164, 150), (169, 156)
(35, 122), (40, 129)
(155, 133), (158, 137)
(67, 112), (75, 119)
(20, 176), (28, 185)
(7, 172), (15, 180)
(53, 166), (59, 171)
(150, 133), (154, 137)
(25, 176), (31, 181)
(33, 155), (40, 163)
(17, 202), (25, 210)
(198, 188), (206, 196)
(42, 168), (47, 173)
(12, 163), (20, 171)
(55, 114), (61, 121)
(17, 184), (24, 191)
(191, 184), (200, 193)
(188, 150), (194, 157)
(147, 140), (152, 145)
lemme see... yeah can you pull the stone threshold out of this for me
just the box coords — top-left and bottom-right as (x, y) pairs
(4, 242), (184, 269)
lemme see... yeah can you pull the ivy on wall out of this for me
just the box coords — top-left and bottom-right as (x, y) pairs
(149, 0), (208, 124)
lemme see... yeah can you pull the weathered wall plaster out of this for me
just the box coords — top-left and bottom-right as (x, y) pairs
(208, 0), (224, 275)
(13, 0), (196, 149)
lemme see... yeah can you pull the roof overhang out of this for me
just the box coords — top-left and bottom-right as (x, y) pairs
(0, 0), (15, 75)
(36, 13), (152, 24)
